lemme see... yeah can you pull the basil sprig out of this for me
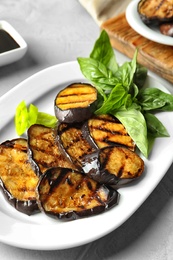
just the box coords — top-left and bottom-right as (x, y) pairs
(15, 100), (57, 136)
(77, 30), (173, 158)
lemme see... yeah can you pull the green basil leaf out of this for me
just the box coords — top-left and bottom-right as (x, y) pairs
(77, 57), (119, 96)
(28, 104), (38, 126)
(114, 50), (137, 91)
(90, 30), (118, 73)
(15, 100), (29, 136)
(114, 108), (148, 158)
(144, 112), (169, 137)
(95, 83), (127, 114)
(138, 88), (173, 111)
(36, 112), (57, 128)
(133, 63), (148, 89)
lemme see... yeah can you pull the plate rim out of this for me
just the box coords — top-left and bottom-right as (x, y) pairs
(125, 0), (173, 46)
(0, 61), (173, 250)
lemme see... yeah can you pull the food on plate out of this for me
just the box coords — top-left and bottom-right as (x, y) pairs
(27, 124), (76, 176)
(96, 146), (144, 186)
(56, 115), (144, 186)
(56, 121), (98, 170)
(138, 0), (173, 25)
(82, 114), (135, 151)
(36, 167), (120, 220)
(0, 138), (39, 215)
(82, 146), (144, 187)
(54, 83), (97, 123)
(159, 23), (173, 36)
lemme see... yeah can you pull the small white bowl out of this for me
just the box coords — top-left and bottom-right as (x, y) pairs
(0, 20), (27, 66)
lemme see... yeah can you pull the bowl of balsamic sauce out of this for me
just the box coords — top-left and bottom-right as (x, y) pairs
(0, 21), (27, 66)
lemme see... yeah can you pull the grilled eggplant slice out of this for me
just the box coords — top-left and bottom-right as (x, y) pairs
(56, 122), (98, 170)
(37, 167), (120, 220)
(82, 146), (144, 187)
(27, 124), (76, 176)
(0, 138), (39, 215)
(82, 114), (135, 151)
(54, 83), (97, 123)
(138, 0), (173, 25)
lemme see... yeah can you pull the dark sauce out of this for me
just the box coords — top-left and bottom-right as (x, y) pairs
(0, 29), (20, 53)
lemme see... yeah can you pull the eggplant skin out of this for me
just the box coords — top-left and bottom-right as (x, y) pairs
(27, 124), (76, 176)
(36, 167), (120, 220)
(82, 146), (144, 187)
(138, 0), (173, 25)
(0, 138), (39, 215)
(54, 83), (97, 123)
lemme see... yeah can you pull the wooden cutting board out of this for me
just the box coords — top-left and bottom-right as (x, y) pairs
(101, 13), (173, 84)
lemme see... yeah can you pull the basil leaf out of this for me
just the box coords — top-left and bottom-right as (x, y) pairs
(15, 100), (29, 136)
(114, 50), (137, 92)
(114, 108), (148, 158)
(15, 101), (57, 135)
(37, 112), (57, 128)
(144, 112), (169, 137)
(77, 57), (119, 95)
(95, 83), (127, 114)
(138, 88), (173, 111)
(90, 30), (118, 73)
(134, 63), (148, 89)
(28, 104), (38, 126)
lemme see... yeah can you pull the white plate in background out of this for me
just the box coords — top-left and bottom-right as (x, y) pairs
(126, 0), (173, 46)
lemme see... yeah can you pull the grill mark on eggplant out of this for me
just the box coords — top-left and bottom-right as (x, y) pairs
(56, 84), (97, 109)
(138, 0), (173, 24)
(0, 138), (39, 215)
(57, 122), (97, 169)
(87, 115), (135, 151)
(28, 124), (76, 176)
(37, 167), (119, 220)
(82, 146), (144, 186)
(100, 146), (144, 181)
(54, 83), (98, 123)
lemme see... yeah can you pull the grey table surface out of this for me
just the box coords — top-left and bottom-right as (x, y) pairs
(0, 1), (173, 259)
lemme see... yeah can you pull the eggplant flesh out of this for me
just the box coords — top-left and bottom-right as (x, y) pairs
(37, 167), (120, 220)
(83, 114), (135, 151)
(82, 146), (144, 187)
(138, 0), (173, 25)
(0, 138), (39, 215)
(54, 83), (97, 123)
(56, 122), (97, 170)
(27, 124), (76, 176)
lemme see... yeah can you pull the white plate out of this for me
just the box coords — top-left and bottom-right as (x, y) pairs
(0, 21), (27, 66)
(126, 0), (173, 46)
(0, 61), (173, 250)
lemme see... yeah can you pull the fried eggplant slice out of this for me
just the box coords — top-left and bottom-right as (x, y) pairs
(82, 146), (144, 187)
(56, 122), (98, 170)
(37, 167), (120, 220)
(27, 124), (76, 176)
(138, 0), (173, 25)
(82, 114), (135, 151)
(54, 83), (97, 123)
(0, 138), (39, 215)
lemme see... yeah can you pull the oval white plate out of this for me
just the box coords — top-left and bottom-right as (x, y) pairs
(126, 0), (173, 46)
(0, 61), (173, 250)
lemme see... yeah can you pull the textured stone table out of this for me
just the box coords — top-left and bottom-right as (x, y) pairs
(0, 1), (173, 259)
